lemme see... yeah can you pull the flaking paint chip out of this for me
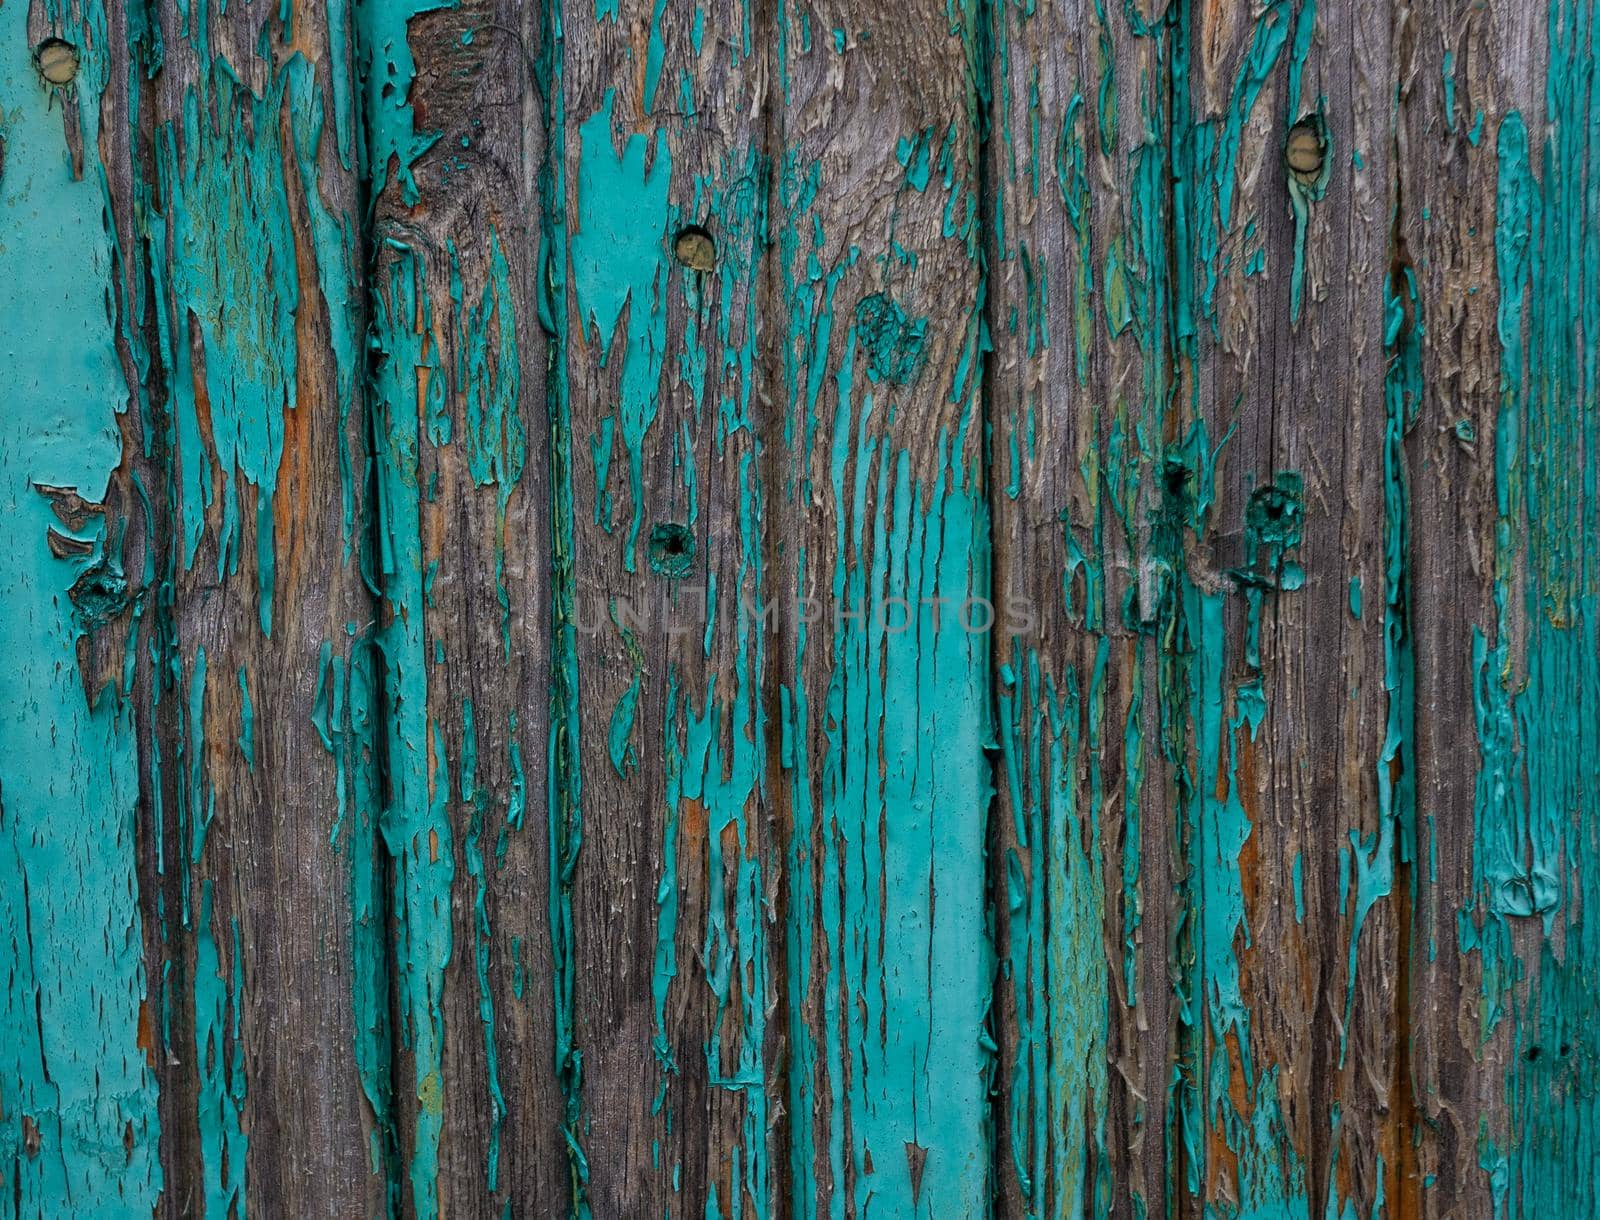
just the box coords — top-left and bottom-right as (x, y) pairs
(673, 225), (716, 272)
(35, 39), (78, 86)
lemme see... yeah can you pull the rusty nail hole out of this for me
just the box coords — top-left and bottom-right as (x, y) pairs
(35, 38), (79, 86)
(673, 225), (716, 273)
(1286, 116), (1326, 185)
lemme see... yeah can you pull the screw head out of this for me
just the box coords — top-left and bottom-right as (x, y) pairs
(673, 226), (715, 272)
(1286, 118), (1326, 185)
(36, 39), (79, 86)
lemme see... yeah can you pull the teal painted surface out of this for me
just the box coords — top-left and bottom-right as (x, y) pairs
(997, 646), (1112, 1216)
(1467, 0), (1600, 1203)
(570, 88), (673, 572)
(0, 4), (161, 1213)
(158, 59), (300, 635)
(371, 248), (456, 1220)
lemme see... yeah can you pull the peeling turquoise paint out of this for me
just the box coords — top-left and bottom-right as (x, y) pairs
(571, 89), (673, 574)
(313, 632), (397, 1199)
(1465, 0), (1600, 1201)
(606, 605), (644, 778)
(371, 249), (456, 1219)
(676, 454), (770, 1214)
(536, 0), (592, 1202)
(194, 881), (248, 1218)
(237, 666), (256, 770)
(359, 0), (456, 205)
(8, 0), (1590, 1215)
(1284, 0), (1325, 324)
(0, 2), (161, 1211)
(1186, 0), (1291, 332)
(459, 700), (508, 1192)
(1162, 446), (1312, 1213)
(811, 332), (992, 1213)
(1441, 50), (1456, 133)
(157, 58), (304, 636)
(998, 645), (1111, 1215)
(449, 231), (526, 660)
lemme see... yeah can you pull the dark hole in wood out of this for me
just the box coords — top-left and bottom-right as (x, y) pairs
(1163, 461), (1191, 497)
(69, 563), (130, 630)
(673, 225), (716, 272)
(1247, 479), (1303, 545)
(35, 38), (78, 86)
(647, 522), (696, 577)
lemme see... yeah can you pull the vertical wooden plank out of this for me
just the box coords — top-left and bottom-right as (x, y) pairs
(1394, 0), (1514, 1203)
(359, 2), (564, 1214)
(771, 3), (991, 1214)
(548, 0), (779, 1213)
(1168, 0), (1406, 1213)
(0, 3), (163, 1213)
(1401, 0), (1597, 1210)
(984, 0), (1174, 1214)
(1389, 5), (1494, 1212)
(129, 2), (389, 1213)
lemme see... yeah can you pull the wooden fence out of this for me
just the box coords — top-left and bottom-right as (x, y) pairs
(0, 0), (1593, 1215)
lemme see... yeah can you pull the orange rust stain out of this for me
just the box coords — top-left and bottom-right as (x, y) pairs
(137, 998), (159, 1069)
(415, 360), (433, 452)
(679, 797), (708, 842)
(1385, 857), (1423, 1220)
(1333, 1123), (1355, 1200)
(274, 96), (319, 607)
(1205, 1037), (1244, 1199)
(283, 0), (320, 59)
(1234, 725), (1262, 950)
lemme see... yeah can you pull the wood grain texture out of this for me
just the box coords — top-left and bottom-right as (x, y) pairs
(364, 2), (564, 1213)
(984, 0), (1173, 1213)
(552, 0), (779, 1211)
(1, 0), (1588, 1217)
(1174, 0), (1404, 1214)
(114, 3), (384, 1215)
(770, 3), (994, 1213)
(1400, 0), (1598, 1213)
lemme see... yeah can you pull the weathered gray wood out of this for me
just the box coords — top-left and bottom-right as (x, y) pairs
(128, 4), (386, 1214)
(553, 0), (781, 1212)
(4, 1), (1588, 1217)
(984, 0), (1173, 1214)
(1175, 0), (1406, 1214)
(362, 2), (564, 1214)
(1399, 0), (1573, 1213)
